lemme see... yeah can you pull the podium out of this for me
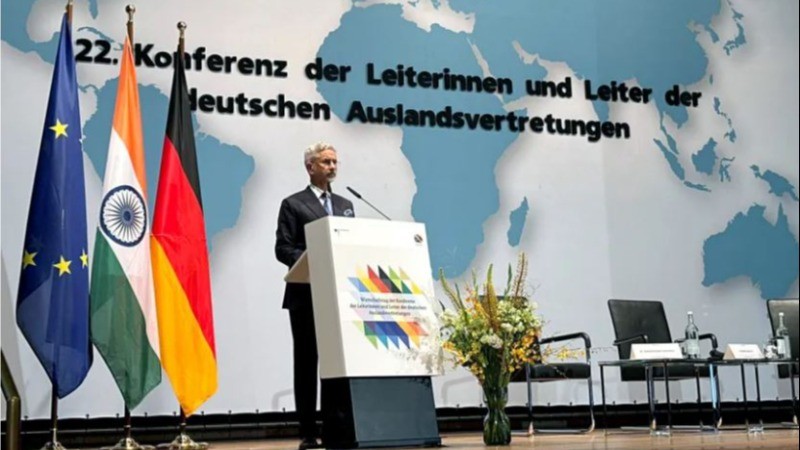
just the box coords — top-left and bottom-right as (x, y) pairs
(285, 217), (442, 448)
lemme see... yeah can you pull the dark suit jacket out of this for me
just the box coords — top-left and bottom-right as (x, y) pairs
(275, 186), (354, 310)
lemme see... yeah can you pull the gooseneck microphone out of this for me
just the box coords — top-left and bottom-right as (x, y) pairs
(346, 186), (392, 220)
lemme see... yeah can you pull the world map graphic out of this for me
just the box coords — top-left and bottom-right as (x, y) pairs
(3, 0), (797, 299)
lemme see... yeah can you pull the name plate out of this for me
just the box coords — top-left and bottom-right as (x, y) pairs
(723, 344), (764, 360)
(630, 343), (684, 360)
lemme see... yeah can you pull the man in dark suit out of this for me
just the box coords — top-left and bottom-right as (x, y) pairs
(275, 142), (354, 450)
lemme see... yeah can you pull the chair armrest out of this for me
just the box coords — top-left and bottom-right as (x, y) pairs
(536, 332), (592, 364)
(699, 333), (719, 350)
(613, 334), (649, 346)
(539, 332), (592, 349)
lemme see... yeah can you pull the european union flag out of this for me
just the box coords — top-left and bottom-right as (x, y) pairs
(16, 13), (92, 399)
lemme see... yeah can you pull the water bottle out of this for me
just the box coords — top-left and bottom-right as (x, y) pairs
(776, 312), (792, 359)
(683, 311), (700, 359)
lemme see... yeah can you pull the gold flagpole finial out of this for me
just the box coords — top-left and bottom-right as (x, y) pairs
(66, 0), (74, 26)
(126, 4), (136, 43)
(177, 22), (187, 54)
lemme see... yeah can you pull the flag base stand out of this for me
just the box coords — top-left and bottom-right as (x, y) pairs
(156, 434), (208, 450)
(104, 407), (153, 450)
(102, 438), (155, 450)
(41, 441), (68, 450)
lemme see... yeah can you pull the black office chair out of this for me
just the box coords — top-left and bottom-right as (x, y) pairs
(767, 298), (799, 426)
(510, 332), (595, 435)
(607, 299), (720, 429)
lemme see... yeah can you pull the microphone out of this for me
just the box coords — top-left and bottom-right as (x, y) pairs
(346, 186), (391, 220)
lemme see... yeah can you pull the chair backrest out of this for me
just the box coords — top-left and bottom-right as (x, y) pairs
(607, 299), (673, 361)
(767, 298), (799, 360)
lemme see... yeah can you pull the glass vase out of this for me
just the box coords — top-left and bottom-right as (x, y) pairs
(482, 382), (511, 445)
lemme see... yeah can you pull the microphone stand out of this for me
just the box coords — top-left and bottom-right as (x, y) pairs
(346, 186), (391, 220)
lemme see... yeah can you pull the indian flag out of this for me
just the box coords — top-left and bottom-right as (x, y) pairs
(90, 37), (161, 409)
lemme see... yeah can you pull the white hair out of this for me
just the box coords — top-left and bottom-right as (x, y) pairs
(304, 142), (336, 167)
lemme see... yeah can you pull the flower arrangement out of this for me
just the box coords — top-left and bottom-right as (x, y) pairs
(438, 254), (575, 445)
(439, 254), (542, 387)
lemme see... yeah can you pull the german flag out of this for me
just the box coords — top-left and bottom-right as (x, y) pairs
(151, 44), (216, 415)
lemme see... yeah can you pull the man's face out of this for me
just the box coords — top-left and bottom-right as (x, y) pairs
(308, 148), (337, 188)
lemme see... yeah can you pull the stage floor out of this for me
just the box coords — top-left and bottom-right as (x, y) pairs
(203, 430), (800, 450)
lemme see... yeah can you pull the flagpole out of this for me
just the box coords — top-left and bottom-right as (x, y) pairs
(124, 407), (133, 441)
(155, 21), (210, 450)
(42, 385), (66, 450)
(179, 410), (187, 440)
(50, 386), (57, 443)
(157, 27), (207, 450)
(23, 0), (91, 447)
(178, 20), (186, 55)
(43, 1), (74, 445)
(126, 4), (135, 42)
(66, 0), (73, 26)
(101, 8), (155, 449)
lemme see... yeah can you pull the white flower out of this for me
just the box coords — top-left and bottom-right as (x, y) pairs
(480, 334), (503, 349)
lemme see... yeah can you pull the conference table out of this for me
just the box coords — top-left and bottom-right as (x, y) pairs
(598, 357), (798, 435)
